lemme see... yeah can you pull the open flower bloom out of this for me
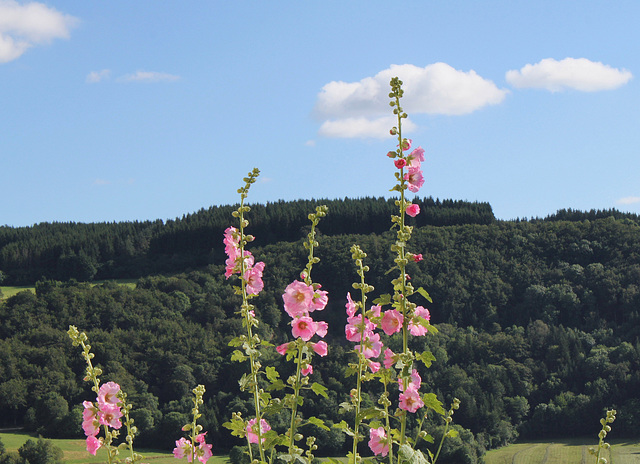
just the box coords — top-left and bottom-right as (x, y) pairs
(369, 427), (389, 456)
(381, 310), (403, 335)
(82, 401), (98, 421)
(301, 364), (313, 376)
(404, 167), (425, 193)
(97, 381), (120, 406)
(98, 403), (123, 429)
(86, 436), (102, 455)
(283, 281), (314, 318)
(345, 292), (357, 317)
(312, 340), (328, 356)
(408, 306), (431, 336)
(246, 418), (271, 444)
(276, 342), (290, 355)
(355, 332), (383, 359)
(244, 261), (265, 295)
(310, 288), (329, 311)
(406, 203), (420, 217)
(407, 146), (425, 167)
(345, 314), (376, 342)
(399, 385), (424, 413)
(383, 348), (397, 369)
(399, 369), (422, 391)
(291, 316), (317, 341)
(173, 437), (193, 460)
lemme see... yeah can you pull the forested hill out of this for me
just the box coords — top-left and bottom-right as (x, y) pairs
(0, 196), (494, 285)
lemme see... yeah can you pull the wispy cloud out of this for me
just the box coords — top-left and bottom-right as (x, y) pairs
(86, 69), (111, 83)
(0, 0), (78, 63)
(93, 178), (110, 186)
(617, 196), (640, 205)
(118, 70), (180, 83)
(314, 63), (507, 138)
(506, 58), (632, 92)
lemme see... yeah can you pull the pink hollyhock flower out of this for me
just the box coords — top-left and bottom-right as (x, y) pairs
(411, 253), (423, 263)
(404, 167), (425, 193)
(315, 321), (328, 338)
(244, 261), (265, 295)
(368, 361), (381, 373)
(370, 305), (382, 318)
(173, 437), (192, 460)
(291, 316), (316, 341)
(406, 203), (420, 217)
(399, 139), (412, 151)
(276, 342), (290, 355)
(246, 418), (271, 444)
(399, 369), (422, 391)
(381, 310), (404, 336)
(356, 332), (383, 359)
(310, 288), (328, 312)
(86, 435), (102, 455)
(197, 441), (213, 464)
(98, 403), (123, 429)
(394, 158), (407, 169)
(383, 348), (396, 369)
(82, 418), (100, 437)
(82, 401), (98, 421)
(408, 306), (431, 336)
(407, 147), (425, 167)
(399, 385), (424, 413)
(97, 381), (120, 406)
(345, 292), (357, 317)
(301, 364), (313, 376)
(283, 281), (314, 318)
(312, 340), (328, 356)
(368, 427), (389, 456)
(345, 315), (375, 342)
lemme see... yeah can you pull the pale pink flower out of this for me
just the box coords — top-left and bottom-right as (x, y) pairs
(383, 348), (396, 369)
(82, 418), (100, 437)
(398, 385), (424, 413)
(98, 403), (123, 429)
(345, 315), (375, 342)
(408, 306), (431, 336)
(312, 341), (328, 357)
(368, 361), (381, 373)
(276, 342), (290, 355)
(97, 381), (120, 406)
(356, 332), (383, 359)
(301, 364), (313, 376)
(197, 440), (213, 464)
(315, 321), (328, 338)
(310, 288), (329, 312)
(404, 167), (425, 193)
(173, 437), (192, 460)
(407, 147), (425, 167)
(345, 292), (357, 317)
(82, 401), (98, 421)
(86, 435), (102, 455)
(195, 432), (207, 444)
(406, 204), (420, 217)
(246, 418), (271, 444)
(370, 305), (382, 318)
(291, 316), (316, 341)
(244, 261), (265, 295)
(399, 369), (422, 391)
(368, 427), (389, 456)
(283, 281), (314, 318)
(381, 310), (403, 336)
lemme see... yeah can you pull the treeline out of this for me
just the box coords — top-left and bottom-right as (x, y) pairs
(0, 197), (493, 285)
(1, 209), (640, 462)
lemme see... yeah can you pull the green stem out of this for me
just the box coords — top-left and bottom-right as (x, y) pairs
(288, 346), (304, 454)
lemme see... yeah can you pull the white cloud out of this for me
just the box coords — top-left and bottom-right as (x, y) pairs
(0, 0), (78, 63)
(506, 58), (632, 92)
(119, 71), (180, 83)
(86, 69), (111, 83)
(314, 63), (507, 138)
(617, 196), (640, 205)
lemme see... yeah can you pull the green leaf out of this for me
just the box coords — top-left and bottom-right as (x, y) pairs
(398, 444), (428, 464)
(416, 287), (433, 303)
(231, 350), (246, 362)
(373, 293), (392, 306)
(228, 337), (243, 347)
(422, 393), (445, 416)
(417, 350), (436, 368)
(307, 416), (330, 431)
(267, 379), (286, 391)
(266, 366), (280, 382)
(446, 429), (459, 439)
(310, 382), (328, 399)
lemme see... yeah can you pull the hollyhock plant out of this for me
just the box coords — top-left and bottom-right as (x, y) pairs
(86, 436), (102, 456)
(97, 382), (120, 406)
(291, 315), (318, 341)
(283, 280), (315, 317)
(406, 203), (420, 217)
(246, 418), (271, 444)
(407, 146), (425, 167)
(399, 385), (425, 413)
(404, 166), (425, 193)
(369, 427), (389, 457)
(381, 309), (403, 335)
(408, 306), (431, 336)
(244, 261), (265, 295)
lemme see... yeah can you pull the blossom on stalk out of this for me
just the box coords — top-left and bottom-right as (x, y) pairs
(404, 167), (424, 193)
(368, 427), (389, 456)
(383, 348), (397, 369)
(406, 203), (420, 217)
(173, 437), (192, 460)
(312, 340), (328, 356)
(276, 342), (290, 355)
(394, 158), (407, 169)
(310, 287), (329, 311)
(407, 147), (425, 168)
(345, 292), (357, 317)
(246, 418), (271, 444)
(283, 280), (315, 318)
(408, 306), (431, 336)
(86, 436), (102, 455)
(399, 385), (424, 413)
(380, 310), (403, 335)
(98, 403), (123, 429)
(97, 381), (120, 406)
(345, 314), (376, 342)
(244, 261), (265, 295)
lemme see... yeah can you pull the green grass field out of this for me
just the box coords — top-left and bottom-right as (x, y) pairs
(484, 438), (640, 464)
(0, 431), (228, 464)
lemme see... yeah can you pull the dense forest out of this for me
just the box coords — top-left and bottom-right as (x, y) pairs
(1, 198), (640, 463)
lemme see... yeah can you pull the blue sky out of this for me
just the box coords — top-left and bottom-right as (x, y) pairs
(1, 1), (638, 227)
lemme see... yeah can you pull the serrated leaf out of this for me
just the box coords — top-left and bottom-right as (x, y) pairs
(307, 416), (330, 431)
(446, 429), (459, 439)
(398, 444), (428, 464)
(416, 287), (433, 303)
(422, 393), (445, 416)
(228, 337), (243, 347)
(231, 350), (246, 362)
(418, 350), (436, 368)
(310, 382), (328, 398)
(266, 366), (280, 382)
(267, 379), (286, 391)
(373, 293), (392, 306)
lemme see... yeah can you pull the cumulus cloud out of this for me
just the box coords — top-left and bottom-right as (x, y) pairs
(0, 0), (78, 63)
(617, 196), (640, 205)
(506, 58), (632, 92)
(314, 63), (507, 138)
(86, 69), (111, 83)
(118, 71), (180, 83)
